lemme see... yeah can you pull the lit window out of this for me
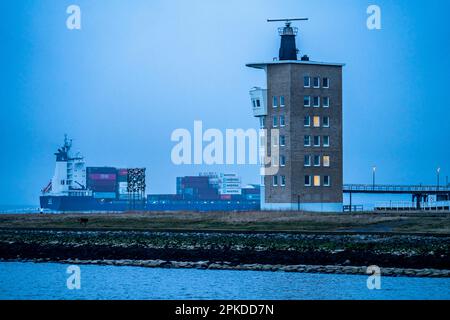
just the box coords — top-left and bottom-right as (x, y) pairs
(313, 116), (320, 127)
(323, 116), (330, 127)
(323, 136), (330, 147)
(304, 76), (310, 88)
(304, 155), (311, 167)
(305, 175), (311, 186)
(323, 97), (330, 108)
(313, 96), (320, 107)
(324, 176), (331, 186)
(314, 155), (321, 167)
(304, 116), (311, 127)
(313, 175), (321, 187)
(280, 96), (285, 107)
(281, 175), (286, 187)
(304, 96), (311, 107)
(273, 176), (278, 186)
(273, 116), (278, 127)
(273, 96), (278, 108)
(313, 77), (320, 88)
(280, 155), (286, 167)
(323, 156), (330, 167)
(304, 135), (311, 147)
(280, 135), (286, 146)
(323, 77), (329, 88)
(280, 115), (285, 127)
(313, 136), (320, 147)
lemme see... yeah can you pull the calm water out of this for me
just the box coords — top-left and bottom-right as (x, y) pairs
(0, 262), (449, 300)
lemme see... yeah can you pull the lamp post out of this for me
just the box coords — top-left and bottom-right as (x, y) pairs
(372, 166), (377, 190)
(437, 167), (441, 191)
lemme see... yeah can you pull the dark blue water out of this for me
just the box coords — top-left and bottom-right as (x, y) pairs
(0, 262), (449, 300)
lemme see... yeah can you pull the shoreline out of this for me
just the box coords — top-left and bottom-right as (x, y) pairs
(1, 228), (449, 278)
(2, 258), (450, 278)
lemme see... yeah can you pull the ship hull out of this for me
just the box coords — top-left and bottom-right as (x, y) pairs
(39, 195), (133, 212)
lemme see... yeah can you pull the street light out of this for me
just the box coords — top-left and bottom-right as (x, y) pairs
(372, 166), (377, 190)
(437, 167), (441, 191)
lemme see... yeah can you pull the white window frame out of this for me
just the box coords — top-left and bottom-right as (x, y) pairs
(304, 135), (311, 147)
(273, 116), (278, 128)
(323, 136), (330, 147)
(314, 155), (321, 167)
(323, 97), (330, 108)
(313, 77), (320, 88)
(280, 155), (286, 167)
(304, 116), (311, 127)
(273, 175), (278, 186)
(280, 96), (285, 108)
(305, 175), (312, 187)
(304, 155), (311, 167)
(280, 115), (286, 127)
(304, 96), (311, 107)
(313, 175), (321, 187)
(324, 175), (331, 187)
(323, 116), (330, 128)
(304, 76), (311, 88)
(313, 116), (320, 128)
(323, 77), (329, 89)
(281, 175), (286, 187)
(313, 136), (321, 147)
(273, 96), (278, 108)
(323, 156), (330, 167)
(313, 96), (320, 108)
(280, 135), (286, 147)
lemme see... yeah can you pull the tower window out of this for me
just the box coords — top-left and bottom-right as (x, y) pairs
(323, 116), (330, 127)
(304, 76), (311, 88)
(323, 156), (330, 167)
(323, 97), (330, 108)
(280, 96), (285, 107)
(323, 136), (330, 147)
(280, 135), (286, 146)
(273, 96), (278, 108)
(304, 96), (311, 107)
(324, 175), (331, 186)
(304, 116), (311, 127)
(313, 175), (321, 186)
(313, 96), (320, 107)
(313, 116), (320, 127)
(323, 77), (329, 88)
(259, 116), (265, 128)
(280, 115), (286, 127)
(273, 116), (278, 127)
(313, 136), (321, 147)
(281, 175), (286, 187)
(313, 77), (320, 88)
(273, 175), (278, 186)
(280, 155), (286, 167)
(304, 155), (311, 167)
(314, 155), (321, 167)
(304, 175), (312, 186)
(304, 135), (311, 147)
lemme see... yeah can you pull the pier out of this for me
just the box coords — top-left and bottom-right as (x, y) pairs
(343, 184), (450, 211)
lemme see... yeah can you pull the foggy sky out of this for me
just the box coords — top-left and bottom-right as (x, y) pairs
(1, 0), (449, 205)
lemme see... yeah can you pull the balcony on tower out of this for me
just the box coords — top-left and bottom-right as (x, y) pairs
(249, 87), (267, 117)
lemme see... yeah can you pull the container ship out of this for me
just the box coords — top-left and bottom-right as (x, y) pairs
(40, 136), (260, 212)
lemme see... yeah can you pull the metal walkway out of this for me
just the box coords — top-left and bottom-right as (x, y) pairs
(343, 184), (450, 194)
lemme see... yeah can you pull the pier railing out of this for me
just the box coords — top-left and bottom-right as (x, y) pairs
(343, 184), (450, 194)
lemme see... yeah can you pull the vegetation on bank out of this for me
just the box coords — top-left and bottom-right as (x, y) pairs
(0, 211), (449, 234)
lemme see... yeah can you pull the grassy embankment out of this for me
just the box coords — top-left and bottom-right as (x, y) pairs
(0, 211), (449, 234)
